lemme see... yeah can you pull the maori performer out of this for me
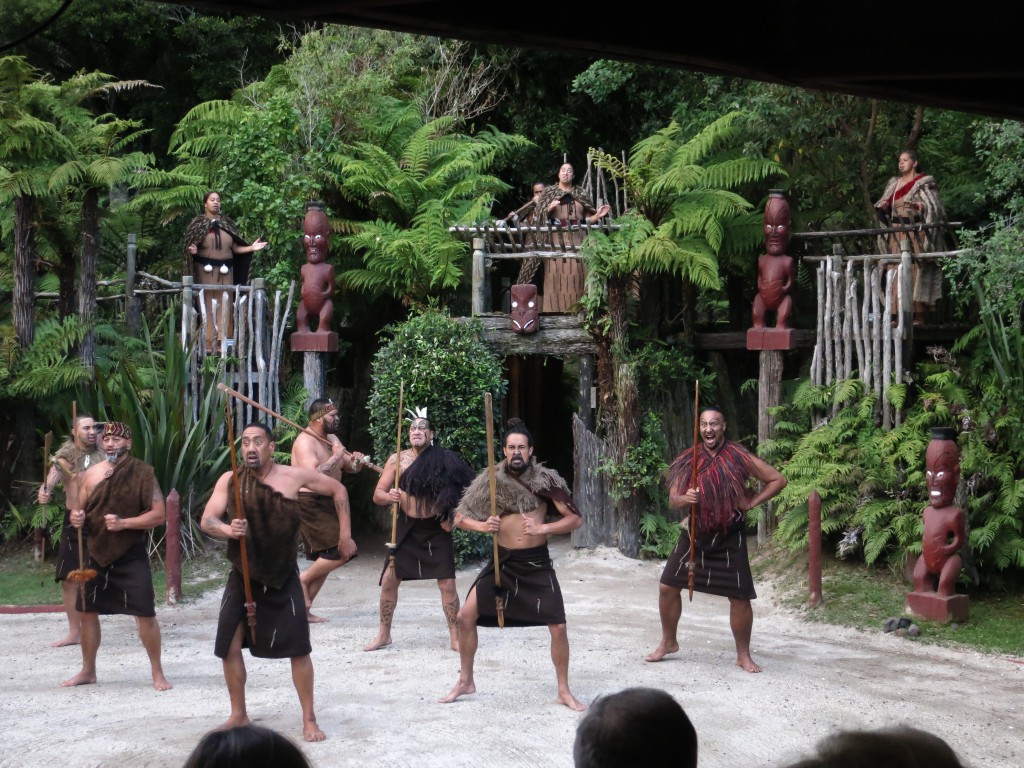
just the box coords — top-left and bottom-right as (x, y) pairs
(874, 149), (948, 325)
(520, 163), (610, 309)
(364, 408), (475, 652)
(38, 412), (104, 647)
(439, 419), (585, 710)
(183, 191), (267, 352)
(61, 421), (172, 691)
(201, 422), (356, 743)
(645, 407), (786, 672)
(291, 398), (363, 623)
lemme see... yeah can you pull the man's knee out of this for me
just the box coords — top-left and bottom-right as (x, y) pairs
(549, 623), (568, 641)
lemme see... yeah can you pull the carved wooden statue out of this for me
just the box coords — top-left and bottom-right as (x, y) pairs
(906, 427), (969, 623)
(291, 201), (338, 353)
(752, 190), (794, 330)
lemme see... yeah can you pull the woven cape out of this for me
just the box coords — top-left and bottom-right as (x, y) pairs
(52, 439), (104, 477)
(456, 459), (580, 521)
(666, 440), (754, 533)
(534, 184), (599, 222)
(85, 456), (156, 567)
(398, 445), (476, 524)
(182, 213), (251, 283)
(227, 466), (301, 589)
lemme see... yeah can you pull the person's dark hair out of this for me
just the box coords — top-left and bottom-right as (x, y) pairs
(573, 687), (697, 768)
(202, 191), (218, 205)
(504, 417), (534, 448)
(72, 413), (95, 428)
(241, 422), (273, 440)
(782, 725), (965, 768)
(899, 148), (921, 169)
(182, 725), (310, 768)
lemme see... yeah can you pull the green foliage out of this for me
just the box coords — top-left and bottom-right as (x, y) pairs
(333, 102), (530, 308)
(767, 354), (1024, 589)
(638, 512), (681, 559)
(597, 412), (669, 504)
(452, 529), (493, 569)
(367, 309), (506, 469)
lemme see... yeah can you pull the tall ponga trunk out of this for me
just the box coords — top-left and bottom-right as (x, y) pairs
(13, 195), (37, 349)
(77, 187), (99, 370)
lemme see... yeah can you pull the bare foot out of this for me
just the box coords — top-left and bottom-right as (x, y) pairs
(50, 635), (80, 648)
(153, 672), (173, 691)
(303, 719), (326, 742)
(217, 714), (251, 731)
(644, 640), (679, 662)
(307, 612), (329, 624)
(557, 691), (587, 711)
(438, 678), (475, 703)
(61, 671), (97, 687)
(736, 655), (762, 673)
(363, 633), (392, 652)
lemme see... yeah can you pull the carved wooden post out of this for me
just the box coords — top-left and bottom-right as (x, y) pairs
(165, 489), (181, 605)
(808, 490), (822, 607)
(747, 190), (796, 544)
(125, 234), (142, 337)
(291, 201), (337, 404)
(472, 236), (487, 315)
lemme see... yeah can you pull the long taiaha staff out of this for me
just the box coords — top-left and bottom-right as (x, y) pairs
(66, 401), (96, 598)
(483, 392), (504, 628)
(216, 383), (383, 473)
(387, 382), (404, 578)
(38, 429), (53, 580)
(687, 382), (700, 602)
(224, 399), (257, 644)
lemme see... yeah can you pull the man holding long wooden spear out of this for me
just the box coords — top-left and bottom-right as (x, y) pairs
(439, 418), (585, 711)
(201, 421), (356, 743)
(364, 407), (475, 653)
(38, 412), (104, 647)
(645, 406), (786, 673)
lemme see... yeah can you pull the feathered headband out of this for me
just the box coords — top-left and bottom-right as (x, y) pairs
(406, 406), (431, 430)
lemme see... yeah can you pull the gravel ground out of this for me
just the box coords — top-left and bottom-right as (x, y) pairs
(1, 534), (1020, 768)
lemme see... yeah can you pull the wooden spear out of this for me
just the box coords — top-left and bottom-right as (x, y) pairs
(484, 392), (504, 628)
(688, 382), (700, 602)
(66, 402), (96, 597)
(224, 399), (257, 644)
(387, 382), (404, 578)
(216, 383), (382, 473)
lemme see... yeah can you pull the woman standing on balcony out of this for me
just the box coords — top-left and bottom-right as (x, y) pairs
(875, 149), (948, 325)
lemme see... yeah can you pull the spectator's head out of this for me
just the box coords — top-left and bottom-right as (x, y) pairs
(183, 724), (310, 768)
(782, 725), (965, 768)
(573, 687), (697, 768)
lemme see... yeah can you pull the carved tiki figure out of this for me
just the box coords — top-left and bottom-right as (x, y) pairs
(296, 201), (334, 335)
(510, 284), (539, 334)
(751, 190), (794, 330)
(913, 427), (966, 597)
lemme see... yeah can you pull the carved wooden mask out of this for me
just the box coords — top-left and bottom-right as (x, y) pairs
(510, 284), (539, 334)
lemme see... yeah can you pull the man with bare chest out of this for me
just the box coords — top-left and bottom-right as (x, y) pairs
(439, 419), (585, 710)
(291, 398), (363, 622)
(364, 411), (474, 652)
(38, 413), (104, 647)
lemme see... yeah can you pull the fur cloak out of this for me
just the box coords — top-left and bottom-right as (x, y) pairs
(457, 459), (580, 521)
(85, 456), (156, 567)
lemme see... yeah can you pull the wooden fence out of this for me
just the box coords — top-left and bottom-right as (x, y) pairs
(571, 413), (613, 548)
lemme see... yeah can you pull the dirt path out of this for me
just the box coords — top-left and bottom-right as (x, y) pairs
(2, 535), (1020, 768)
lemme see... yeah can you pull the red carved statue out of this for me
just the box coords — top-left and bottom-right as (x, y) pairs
(510, 284), (539, 334)
(291, 201), (338, 353)
(752, 190), (794, 330)
(906, 427), (969, 623)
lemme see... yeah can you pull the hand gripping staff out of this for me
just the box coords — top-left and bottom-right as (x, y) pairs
(224, 399), (257, 644)
(387, 382), (404, 578)
(484, 392), (505, 628)
(216, 383), (382, 473)
(688, 382), (699, 602)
